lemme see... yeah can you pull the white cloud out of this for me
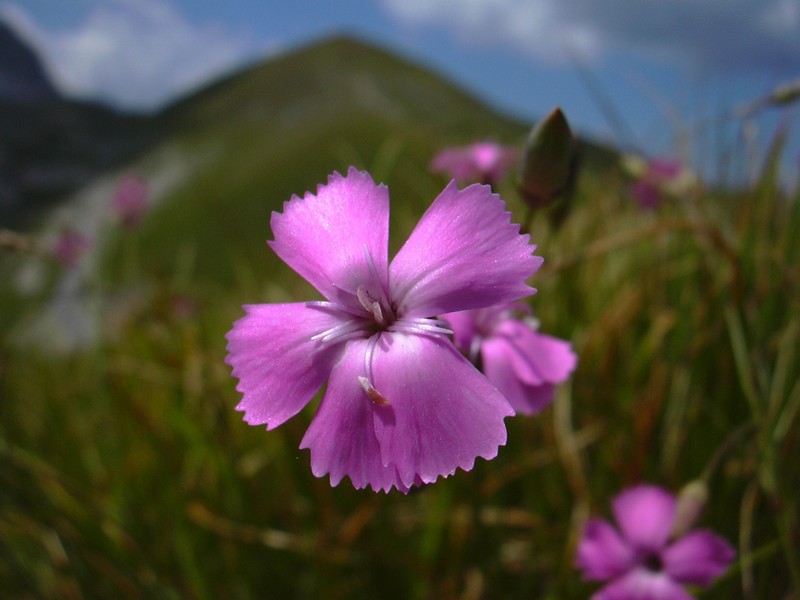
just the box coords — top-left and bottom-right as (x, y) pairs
(383, 0), (800, 72)
(0, 0), (263, 110)
(385, 0), (601, 62)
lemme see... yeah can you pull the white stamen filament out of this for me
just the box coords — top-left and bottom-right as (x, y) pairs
(358, 336), (389, 404)
(362, 245), (391, 309)
(389, 317), (453, 337)
(311, 319), (370, 345)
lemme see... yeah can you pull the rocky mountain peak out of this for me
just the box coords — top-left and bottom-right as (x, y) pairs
(0, 19), (59, 104)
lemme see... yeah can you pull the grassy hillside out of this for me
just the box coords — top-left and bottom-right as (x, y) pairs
(102, 36), (613, 289)
(2, 34), (797, 600)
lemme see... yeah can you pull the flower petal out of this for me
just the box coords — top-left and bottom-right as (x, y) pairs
(389, 181), (541, 317)
(612, 485), (676, 552)
(440, 309), (479, 357)
(300, 339), (408, 493)
(481, 336), (557, 414)
(269, 168), (390, 306)
(492, 320), (578, 385)
(592, 570), (693, 600)
(430, 147), (473, 180)
(662, 529), (736, 586)
(225, 303), (345, 429)
(369, 332), (514, 488)
(480, 322), (576, 414)
(575, 518), (636, 581)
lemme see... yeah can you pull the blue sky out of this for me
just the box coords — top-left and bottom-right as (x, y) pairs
(3, 0), (799, 185)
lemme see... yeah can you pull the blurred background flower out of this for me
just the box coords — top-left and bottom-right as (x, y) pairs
(430, 141), (517, 186)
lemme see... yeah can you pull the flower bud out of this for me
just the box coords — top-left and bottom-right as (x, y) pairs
(517, 107), (578, 210)
(671, 479), (709, 539)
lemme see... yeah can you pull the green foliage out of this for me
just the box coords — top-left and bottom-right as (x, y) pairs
(3, 151), (798, 598)
(1, 37), (798, 599)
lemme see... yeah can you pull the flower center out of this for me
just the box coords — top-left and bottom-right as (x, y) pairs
(642, 551), (663, 573)
(308, 246), (453, 406)
(356, 284), (396, 330)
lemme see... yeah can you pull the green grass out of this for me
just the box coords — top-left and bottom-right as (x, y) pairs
(1, 36), (797, 599)
(2, 141), (798, 598)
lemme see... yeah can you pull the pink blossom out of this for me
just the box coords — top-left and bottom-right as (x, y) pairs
(442, 303), (576, 415)
(576, 485), (736, 599)
(628, 158), (691, 211)
(112, 175), (149, 228)
(226, 168), (541, 492)
(52, 229), (91, 267)
(430, 142), (518, 186)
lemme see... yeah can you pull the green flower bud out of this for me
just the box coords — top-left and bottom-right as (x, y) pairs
(517, 107), (578, 210)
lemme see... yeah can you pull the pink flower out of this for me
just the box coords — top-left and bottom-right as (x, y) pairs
(576, 485), (736, 599)
(52, 229), (91, 267)
(627, 158), (692, 211)
(226, 168), (541, 492)
(112, 175), (149, 228)
(430, 142), (518, 186)
(442, 303), (576, 415)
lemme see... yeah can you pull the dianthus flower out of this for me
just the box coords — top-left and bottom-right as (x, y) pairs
(430, 141), (517, 186)
(442, 303), (576, 415)
(576, 484), (736, 599)
(623, 157), (695, 211)
(52, 229), (91, 268)
(226, 168), (541, 492)
(112, 174), (149, 228)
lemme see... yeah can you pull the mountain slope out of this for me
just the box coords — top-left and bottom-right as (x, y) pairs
(0, 20), (57, 103)
(161, 35), (525, 137)
(4, 33), (616, 333)
(117, 35), (614, 289)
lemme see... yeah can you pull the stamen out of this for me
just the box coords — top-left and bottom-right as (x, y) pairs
(362, 245), (391, 309)
(357, 285), (387, 327)
(311, 319), (369, 345)
(399, 316), (453, 331)
(356, 286), (373, 313)
(361, 335), (389, 404)
(389, 317), (453, 337)
(371, 301), (385, 326)
(364, 334), (378, 379)
(358, 376), (390, 405)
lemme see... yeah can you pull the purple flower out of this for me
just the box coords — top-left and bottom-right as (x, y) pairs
(442, 303), (576, 415)
(226, 168), (541, 492)
(576, 485), (736, 599)
(52, 229), (91, 267)
(430, 142), (518, 186)
(112, 175), (150, 228)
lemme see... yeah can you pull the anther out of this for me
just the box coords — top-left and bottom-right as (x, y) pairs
(356, 286), (372, 312)
(358, 376), (390, 405)
(357, 285), (387, 326)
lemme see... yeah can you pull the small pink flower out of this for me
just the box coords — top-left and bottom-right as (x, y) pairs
(430, 142), (518, 186)
(442, 303), (576, 415)
(52, 229), (91, 267)
(226, 168), (541, 492)
(112, 175), (150, 228)
(576, 485), (736, 599)
(628, 158), (692, 211)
